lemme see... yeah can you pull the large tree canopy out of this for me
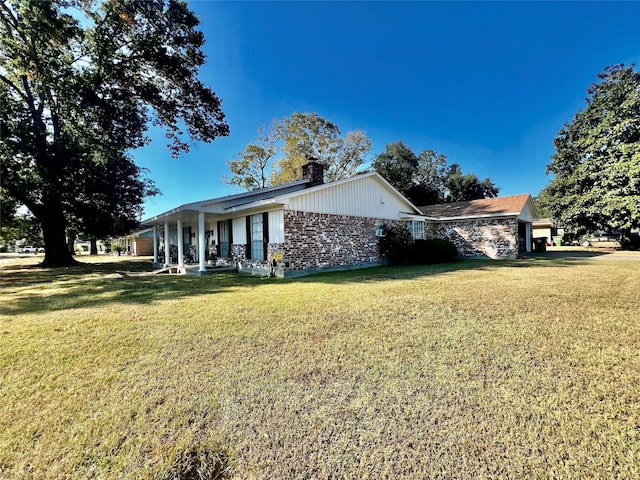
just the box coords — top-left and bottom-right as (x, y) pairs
(0, 0), (228, 266)
(539, 64), (640, 235)
(0, 188), (43, 248)
(224, 112), (371, 190)
(372, 141), (499, 205)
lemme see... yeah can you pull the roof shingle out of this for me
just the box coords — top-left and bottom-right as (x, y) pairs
(418, 194), (532, 219)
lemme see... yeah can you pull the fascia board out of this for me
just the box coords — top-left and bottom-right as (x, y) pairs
(424, 212), (521, 222)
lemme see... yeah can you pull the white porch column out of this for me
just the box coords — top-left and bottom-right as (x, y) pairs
(198, 211), (206, 272)
(153, 225), (158, 264)
(177, 219), (184, 268)
(164, 220), (170, 266)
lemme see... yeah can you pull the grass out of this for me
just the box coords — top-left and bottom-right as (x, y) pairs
(1, 254), (640, 479)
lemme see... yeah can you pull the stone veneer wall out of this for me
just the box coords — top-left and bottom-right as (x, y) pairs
(231, 244), (247, 263)
(425, 218), (518, 258)
(279, 210), (382, 271)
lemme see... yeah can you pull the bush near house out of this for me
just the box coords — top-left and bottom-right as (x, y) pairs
(379, 224), (457, 264)
(378, 224), (415, 264)
(413, 238), (458, 263)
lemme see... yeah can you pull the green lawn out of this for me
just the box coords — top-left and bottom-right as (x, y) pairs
(1, 255), (639, 479)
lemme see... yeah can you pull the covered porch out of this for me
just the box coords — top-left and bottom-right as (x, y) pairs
(146, 208), (220, 273)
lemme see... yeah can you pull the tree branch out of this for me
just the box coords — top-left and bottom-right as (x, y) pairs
(0, 73), (28, 102)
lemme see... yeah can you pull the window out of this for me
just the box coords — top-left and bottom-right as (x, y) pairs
(405, 220), (425, 240)
(246, 213), (268, 261)
(250, 214), (264, 261)
(218, 219), (231, 258)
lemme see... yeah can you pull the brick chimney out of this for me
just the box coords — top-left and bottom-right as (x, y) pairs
(301, 159), (324, 186)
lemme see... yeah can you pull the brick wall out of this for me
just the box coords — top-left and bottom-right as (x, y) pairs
(280, 210), (382, 271)
(231, 244), (246, 263)
(425, 218), (518, 258)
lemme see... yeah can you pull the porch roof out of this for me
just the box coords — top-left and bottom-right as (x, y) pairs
(140, 179), (310, 225)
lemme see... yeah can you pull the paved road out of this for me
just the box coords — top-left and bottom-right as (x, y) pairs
(531, 248), (640, 262)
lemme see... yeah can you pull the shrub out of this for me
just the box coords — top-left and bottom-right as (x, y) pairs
(378, 224), (414, 264)
(413, 239), (458, 263)
(379, 225), (458, 264)
(620, 233), (640, 251)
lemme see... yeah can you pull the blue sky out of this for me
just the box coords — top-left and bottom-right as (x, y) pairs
(137, 1), (640, 218)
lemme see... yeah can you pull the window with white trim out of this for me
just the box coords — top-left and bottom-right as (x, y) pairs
(405, 220), (425, 240)
(250, 214), (265, 261)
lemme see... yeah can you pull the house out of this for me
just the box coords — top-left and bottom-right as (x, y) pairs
(532, 218), (564, 245)
(419, 194), (538, 258)
(137, 162), (425, 277)
(135, 163), (539, 276)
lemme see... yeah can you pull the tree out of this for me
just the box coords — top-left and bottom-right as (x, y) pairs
(539, 64), (640, 236)
(67, 153), (160, 253)
(223, 123), (275, 190)
(444, 163), (499, 203)
(0, 189), (42, 248)
(372, 142), (499, 205)
(371, 141), (420, 199)
(224, 112), (371, 189)
(411, 149), (449, 205)
(0, 0), (229, 267)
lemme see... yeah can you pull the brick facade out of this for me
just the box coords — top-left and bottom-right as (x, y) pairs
(226, 210), (384, 275)
(425, 218), (518, 258)
(231, 244), (247, 263)
(280, 210), (381, 271)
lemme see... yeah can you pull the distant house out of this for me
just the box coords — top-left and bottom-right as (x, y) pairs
(419, 194), (538, 258)
(134, 163), (539, 276)
(532, 218), (564, 244)
(137, 162), (425, 277)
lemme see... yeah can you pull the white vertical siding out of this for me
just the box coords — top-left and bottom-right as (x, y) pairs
(518, 200), (537, 223)
(287, 175), (413, 220)
(268, 210), (285, 243)
(232, 217), (246, 243)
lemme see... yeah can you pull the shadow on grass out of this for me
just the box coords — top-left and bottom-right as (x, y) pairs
(1, 255), (601, 316)
(290, 254), (601, 285)
(1, 259), (267, 316)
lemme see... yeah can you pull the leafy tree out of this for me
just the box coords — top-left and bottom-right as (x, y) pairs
(68, 153), (160, 253)
(225, 112), (371, 188)
(223, 123), (275, 190)
(444, 163), (499, 203)
(271, 112), (343, 184)
(539, 64), (640, 236)
(372, 142), (498, 205)
(0, 190), (42, 248)
(411, 149), (449, 205)
(0, 0), (229, 267)
(371, 141), (420, 199)
(532, 193), (553, 219)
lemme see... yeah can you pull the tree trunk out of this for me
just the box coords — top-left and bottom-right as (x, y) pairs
(40, 211), (77, 267)
(67, 230), (77, 255)
(90, 237), (98, 255)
